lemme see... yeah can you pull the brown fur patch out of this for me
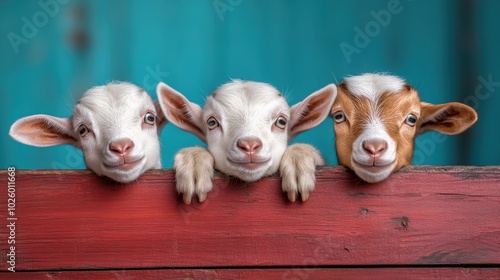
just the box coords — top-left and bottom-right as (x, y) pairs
(332, 84), (421, 172)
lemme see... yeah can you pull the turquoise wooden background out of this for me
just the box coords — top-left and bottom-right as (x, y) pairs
(1, 0), (499, 170)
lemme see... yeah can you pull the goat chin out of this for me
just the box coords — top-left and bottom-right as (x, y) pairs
(351, 160), (396, 183)
(221, 157), (278, 182)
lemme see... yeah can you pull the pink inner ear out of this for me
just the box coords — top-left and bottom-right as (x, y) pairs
(180, 102), (205, 137)
(10, 115), (76, 147)
(418, 102), (478, 135)
(157, 83), (206, 142)
(289, 84), (336, 137)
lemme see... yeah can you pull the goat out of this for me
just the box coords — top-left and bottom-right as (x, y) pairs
(9, 82), (167, 183)
(157, 80), (335, 204)
(331, 73), (478, 183)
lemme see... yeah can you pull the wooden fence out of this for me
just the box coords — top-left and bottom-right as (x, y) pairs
(1, 166), (499, 279)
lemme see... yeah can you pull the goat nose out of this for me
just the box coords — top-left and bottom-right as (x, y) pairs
(363, 139), (387, 157)
(237, 137), (262, 155)
(109, 138), (135, 155)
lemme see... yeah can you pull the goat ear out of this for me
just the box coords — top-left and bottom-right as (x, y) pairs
(289, 84), (337, 137)
(156, 82), (206, 142)
(9, 115), (77, 147)
(154, 101), (168, 131)
(417, 102), (478, 135)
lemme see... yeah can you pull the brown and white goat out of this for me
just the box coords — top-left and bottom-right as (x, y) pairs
(331, 73), (477, 183)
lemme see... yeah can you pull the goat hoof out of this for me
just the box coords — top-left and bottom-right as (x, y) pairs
(301, 191), (309, 202)
(183, 193), (192, 205)
(198, 192), (207, 203)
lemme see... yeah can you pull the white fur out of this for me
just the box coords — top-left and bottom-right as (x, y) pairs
(75, 83), (162, 182)
(344, 73), (405, 101)
(340, 74), (403, 183)
(174, 147), (214, 204)
(10, 82), (164, 183)
(351, 117), (397, 183)
(280, 144), (324, 202)
(158, 80), (336, 203)
(204, 80), (289, 182)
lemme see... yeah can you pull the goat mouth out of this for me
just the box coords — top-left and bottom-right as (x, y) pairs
(103, 156), (144, 171)
(352, 159), (395, 173)
(227, 158), (270, 170)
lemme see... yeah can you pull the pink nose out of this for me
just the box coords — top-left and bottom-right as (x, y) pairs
(109, 138), (134, 156)
(363, 139), (387, 157)
(237, 137), (262, 155)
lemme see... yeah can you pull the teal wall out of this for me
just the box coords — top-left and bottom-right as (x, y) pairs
(1, 0), (499, 170)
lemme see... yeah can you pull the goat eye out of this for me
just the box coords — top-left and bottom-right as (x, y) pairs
(274, 116), (287, 129)
(78, 124), (89, 137)
(206, 117), (219, 130)
(144, 112), (155, 125)
(333, 111), (346, 123)
(405, 114), (417, 127)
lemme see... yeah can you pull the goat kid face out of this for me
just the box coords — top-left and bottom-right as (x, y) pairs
(203, 83), (290, 181)
(158, 80), (335, 182)
(9, 82), (167, 183)
(332, 74), (478, 183)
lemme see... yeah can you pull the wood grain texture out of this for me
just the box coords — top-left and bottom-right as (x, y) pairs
(0, 166), (499, 272)
(3, 268), (500, 280)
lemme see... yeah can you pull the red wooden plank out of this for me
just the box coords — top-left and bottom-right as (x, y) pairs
(2, 268), (500, 280)
(0, 166), (499, 271)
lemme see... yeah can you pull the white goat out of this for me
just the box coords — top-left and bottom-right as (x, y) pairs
(9, 82), (166, 183)
(157, 80), (335, 204)
(331, 73), (478, 183)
